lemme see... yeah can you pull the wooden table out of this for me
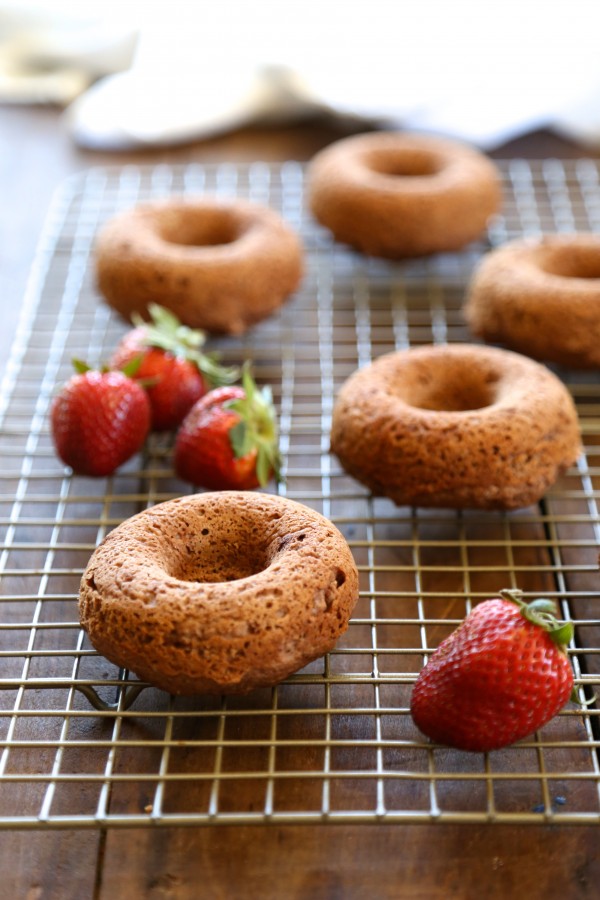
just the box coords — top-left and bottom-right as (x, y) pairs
(1, 105), (600, 899)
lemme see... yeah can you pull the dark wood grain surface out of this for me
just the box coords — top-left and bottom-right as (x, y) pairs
(1, 104), (600, 899)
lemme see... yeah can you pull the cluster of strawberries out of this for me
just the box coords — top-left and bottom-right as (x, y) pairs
(50, 304), (281, 489)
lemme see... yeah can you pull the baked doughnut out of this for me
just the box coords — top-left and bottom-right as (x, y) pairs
(307, 132), (502, 258)
(95, 197), (304, 334)
(464, 233), (600, 368)
(79, 492), (358, 695)
(330, 344), (581, 510)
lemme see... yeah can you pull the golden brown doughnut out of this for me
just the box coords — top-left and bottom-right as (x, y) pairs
(330, 344), (581, 510)
(95, 197), (304, 334)
(79, 492), (358, 695)
(307, 132), (502, 258)
(464, 233), (600, 368)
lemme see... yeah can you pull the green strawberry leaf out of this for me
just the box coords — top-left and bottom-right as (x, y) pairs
(72, 358), (92, 374)
(194, 351), (239, 387)
(527, 598), (559, 615)
(256, 444), (273, 487)
(550, 621), (574, 646)
(131, 304), (239, 387)
(229, 420), (252, 458)
(225, 363), (283, 486)
(120, 354), (144, 378)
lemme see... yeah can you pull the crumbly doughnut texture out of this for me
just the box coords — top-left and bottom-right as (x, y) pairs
(331, 344), (581, 510)
(95, 197), (304, 334)
(464, 233), (600, 368)
(79, 492), (359, 695)
(307, 132), (502, 258)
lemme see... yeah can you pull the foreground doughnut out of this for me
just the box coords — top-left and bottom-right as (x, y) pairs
(307, 132), (502, 258)
(464, 233), (600, 368)
(330, 344), (581, 510)
(95, 197), (304, 334)
(79, 492), (358, 695)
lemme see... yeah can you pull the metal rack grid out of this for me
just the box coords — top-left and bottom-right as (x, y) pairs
(0, 160), (599, 829)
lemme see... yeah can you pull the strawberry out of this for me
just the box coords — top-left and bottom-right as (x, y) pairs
(410, 589), (575, 752)
(50, 361), (151, 477)
(174, 365), (282, 490)
(110, 304), (237, 431)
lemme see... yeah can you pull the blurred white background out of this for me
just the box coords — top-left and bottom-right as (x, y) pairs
(1, 0), (600, 150)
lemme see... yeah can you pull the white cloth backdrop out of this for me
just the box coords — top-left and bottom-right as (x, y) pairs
(2, 0), (600, 150)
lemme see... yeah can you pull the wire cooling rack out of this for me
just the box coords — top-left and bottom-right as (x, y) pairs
(0, 160), (599, 829)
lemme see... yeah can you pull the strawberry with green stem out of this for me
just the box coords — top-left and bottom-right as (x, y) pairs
(110, 304), (238, 431)
(174, 364), (282, 490)
(51, 360), (151, 477)
(410, 588), (576, 752)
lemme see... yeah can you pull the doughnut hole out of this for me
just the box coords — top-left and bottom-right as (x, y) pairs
(537, 244), (600, 280)
(169, 529), (273, 584)
(397, 358), (500, 412)
(365, 147), (443, 179)
(157, 207), (241, 248)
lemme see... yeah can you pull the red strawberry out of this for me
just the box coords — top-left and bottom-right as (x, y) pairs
(51, 361), (151, 477)
(110, 304), (237, 431)
(174, 366), (282, 490)
(410, 589), (575, 752)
